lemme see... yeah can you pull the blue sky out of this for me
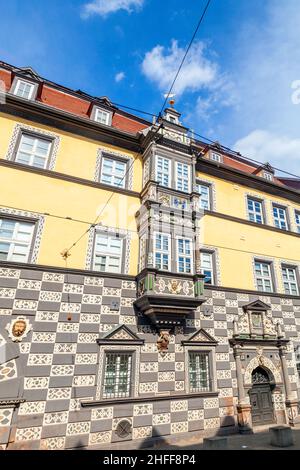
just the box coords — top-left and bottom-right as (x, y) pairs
(1, 0), (300, 174)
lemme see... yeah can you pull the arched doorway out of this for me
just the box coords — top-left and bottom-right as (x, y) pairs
(249, 367), (275, 426)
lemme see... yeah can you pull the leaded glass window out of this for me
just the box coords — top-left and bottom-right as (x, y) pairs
(103, 353), (132, 398)
(189, 352), (210, 392)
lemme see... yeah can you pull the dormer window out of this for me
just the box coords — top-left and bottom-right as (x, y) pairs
(94, 107), (111, 125)
(263, 171), (273, 182)
(11, 78), (37, 100)
(210, 152), (222, 163)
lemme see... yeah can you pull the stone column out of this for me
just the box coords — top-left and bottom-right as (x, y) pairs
(233, 345), (252, 434)
(279, 345), (300, 426)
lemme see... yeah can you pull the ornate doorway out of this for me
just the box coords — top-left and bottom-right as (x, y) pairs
(249, 367), (275, 426)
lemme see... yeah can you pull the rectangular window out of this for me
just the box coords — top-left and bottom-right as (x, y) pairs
(295, 211), (300, 234)
(13, 80), (35, 100)
(189, 352), (211, 392)
(177, 238), (193, 274)
(154, 233), (170, 271)
(200, 251), (214, 285)
(282, 266), (299, 295)
(273, 205), (288, 230)
(94, 108), (110, 125)
(255, 261), (274, 292)
(103, 353), (132, 398)
(247, 198), (264, 224)
(210, 152), (222, 162)
(156, 156), (170, 187)
(198, 184), (211, 210)
(93, 233), (123, 273)
(263, 171), (273, 181)
(15, 134), (52, 169)
(176, 162), (190, 192)
(0, 218), (34, 262)
(100, 157), (127, 188)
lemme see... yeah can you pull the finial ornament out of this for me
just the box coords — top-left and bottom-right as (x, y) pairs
(163, 93), (176, 108)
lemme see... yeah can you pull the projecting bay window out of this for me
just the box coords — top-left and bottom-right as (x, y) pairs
(255, 261), (274, 292)
(154, 233), (170, 271)
(156, 156), (171, 188)
(100, 156), (127, 188)
(93, 233), (123, 273)
(247, 197), (264, 224)
(197, 183), (211, 210)
(14, 133), (52, 169)
(200, 251), (215, 285)
(189, 352), (211, 392)
(273, 205), (289, 230)
(0, 218), (35, 263)
(295, 211), (300, 234)
(103, 352), (132, 398)
(282, 266), (299, 296)
(175, 162), (190, 193)
(177, 238), (193, 274)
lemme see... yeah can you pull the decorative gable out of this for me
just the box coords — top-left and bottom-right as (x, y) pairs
(97, 325), (144, 345)
(182, 328), (218, 346)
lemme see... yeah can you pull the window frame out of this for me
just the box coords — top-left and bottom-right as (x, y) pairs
(91, 106), (112, 126)
(155, 155), (171, 188)
(0, 215), (37, 263)
(263, 171), (273, 182)
(295, 210), (300, 234)
(99, 155), (128, 189)
(12, 130), (54, 170)
(154, 231), (171, 271)
(10, 77), (38, 100)
(175, 161), (190, 193)
(102, 351), (134, 399)
(200, 250), (215, 285)
(197, 182), (212, 211)
(176, 236), (193, 274)
(92, 231), (125, 274)
(272, 204), (289, 231)
(247, 197), (265, 224)
(254, 259), (275, 293)
(210, 151), (222, 163)
(281, 265), (299, 296)
(188, 350), (212, 393)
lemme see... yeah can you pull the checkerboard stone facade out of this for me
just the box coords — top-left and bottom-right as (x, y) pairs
(0, 266), (300, 449)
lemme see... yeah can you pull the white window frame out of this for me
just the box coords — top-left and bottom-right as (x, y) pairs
(155, 155), (171, 188)
(93, 233), (123, 273)
(175, 162), (190, 193)
(273, 205), (288, 230)
(198, 183), (211, 210)
(200, 251), (215, 285)
(247, 197), (264, 224)
(295, 210), (300, 234)
(0, 218), (35, 263)
(176, 237), (193, 274)
(154, 232), (171, 271)
(94, 107), (110, 125)
(100, 156), (127, 188)
(282, 266), (299, 296)
(210, 152), (222, 163)
(263, 171), (273, 182)
(255, 261), (274, 292)
(15, 133), (52, 169)
(13, 79), (35, 100)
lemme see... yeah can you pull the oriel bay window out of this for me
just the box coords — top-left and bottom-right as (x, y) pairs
(156, 156), (171, 187)
(255, 261), (274, 292)
(93, 233), (123, 273)
(15, 133), (52, 169)
(282, 266), (299, 295)
(176, 162), (190, 192)
(0, 218), (35, 262)
(103, 352), (132, 398)
(189, 352), (211, 392)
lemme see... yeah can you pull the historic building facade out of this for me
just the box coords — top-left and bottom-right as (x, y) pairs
(0, 61), (300, 449)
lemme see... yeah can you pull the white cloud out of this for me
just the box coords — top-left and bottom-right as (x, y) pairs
(82, 0), (144, 18)
(141, 40), (218, 96)
(234, 130), (300, 174)
(115, 71), (125, 82)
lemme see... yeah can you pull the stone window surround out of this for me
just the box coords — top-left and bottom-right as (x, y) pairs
(184, 346), (218, 395)
(0, 207), (45, 264)
(10, 76), (39, 101)
(5, 123), (60, 171)
(96, 345), (140, 400)
(280, 263), (300, 296)
(85, 224), (131, 275)
(199, 245), (221, 286)
(272, 202), (290, 231)
(252, 256), (278, 294)
(246, 195), (267, 225)
(94, 147), (134, 191)
(196, 177), (217, 212)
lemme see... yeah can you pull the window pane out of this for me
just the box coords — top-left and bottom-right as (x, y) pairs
(189, 352), (210, 392)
